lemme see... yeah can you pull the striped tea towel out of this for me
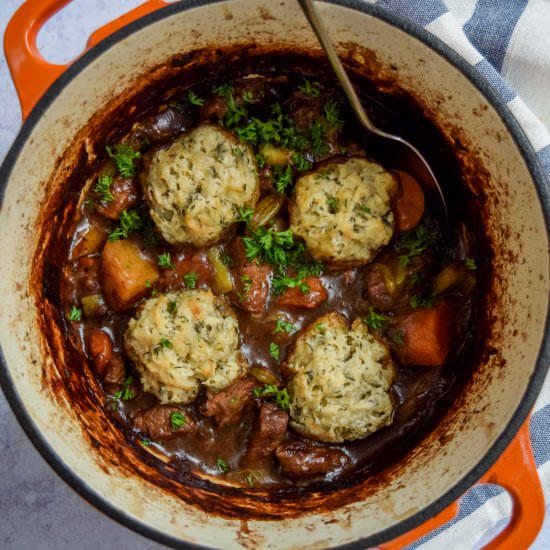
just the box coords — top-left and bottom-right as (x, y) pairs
(370, 1), (550, 548)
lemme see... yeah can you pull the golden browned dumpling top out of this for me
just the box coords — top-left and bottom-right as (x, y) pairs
(286, 312), (396, 442)
(290, 158), (397, 268)
(143, 124), (259, 246)
(125, 289), (247, 404)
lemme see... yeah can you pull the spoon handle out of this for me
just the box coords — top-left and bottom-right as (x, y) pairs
(297, 0), (377, 133)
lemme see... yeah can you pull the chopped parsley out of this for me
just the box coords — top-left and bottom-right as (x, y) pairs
(187, 90), (205, 106)
(359, 205), (371, 214)
(363, 306), (390, 331)
(216, 458), (229, 473)
(84, 198), (95, 210)
(395, 225), (436, 266)
(309, 121), (328, 155)
(244, 472), (256, 486)
(272, 273), (311, 295)
(326, 196), (338, 212)
(236, 207), (254, 224)
(253, 384), (290, 411)
(274, 164), (293, 193)
(242, 90), (255, 103)
(269, 342), (280, 360)
(291, 152), (311, 172)
(241, 274), (253, 293)
(167, 300), (177, 315)
(315, 323), (326, 332)
(157, 252), (173, 269)
(464, 258), (477, 270)
(94, 175), (114, 203)
(214, 84), (247, 127)
(114, 377), (135, 401)
(324, 97), (344, 131)
(298, 78), (321, 97)
(106, 144), (141, 177)
(108, 209), (143, 241)
(158, 337), (172, 350)
(170, 411), (188, 430)
(273, 319), (294, 334)
(67, 305), (82, 322)
(183, 272), (198, 288)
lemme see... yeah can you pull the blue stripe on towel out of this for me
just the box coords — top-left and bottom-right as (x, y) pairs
(375, 0), (447, 27)
(530, 403), (550, 467)
(474, 59), (517, 102)
(536, 144), (550, 185)
(404, 484), (504, 549)
(463, 0), (528, 72)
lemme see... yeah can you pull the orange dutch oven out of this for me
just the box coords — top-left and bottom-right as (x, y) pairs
(0, 1), (549, 549)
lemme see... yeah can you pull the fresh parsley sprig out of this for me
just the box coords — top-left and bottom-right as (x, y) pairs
(108, 210), (143, 241)
(106, 144), (141, 177)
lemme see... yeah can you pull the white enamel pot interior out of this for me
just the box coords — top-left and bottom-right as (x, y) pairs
(0, 1), (549, 548)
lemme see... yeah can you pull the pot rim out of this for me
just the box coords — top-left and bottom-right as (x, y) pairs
(0, 0), (549, 548)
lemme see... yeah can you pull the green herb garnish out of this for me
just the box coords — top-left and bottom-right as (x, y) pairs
(274, 164), (293, 193)
(114, 377), (135, 401)
(273, 319), (294, 334)
(464, 258), (477, 270)
(324, 97), (344, 131)
(395, 225), (436, 266)
(157, 252), (173, 269)
(298, 79), (321, 97)
(363, 306), (390, 331)
(291, 152), (311, 172)
(170, 411), (188, 430)
(269, 342), (280, 360)
(106, 144), (141, 177)
(67, 305), (82, 322)
(94, 175), (114, 203)
(326, 196), (338, 212)
(167, 300), (177, 315)
(253, 384), (290, 411)
(183, 272), (198, 288)
(216, 458), (229, 473)
(187, 90), (205, 106)
(108, 209), (144, 241)
(241, 275), (253, 293)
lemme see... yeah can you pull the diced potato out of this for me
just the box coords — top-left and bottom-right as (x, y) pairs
(71, 225), (107, 258)
(100, 239), (159, 311)
(81, 294), (106, 317)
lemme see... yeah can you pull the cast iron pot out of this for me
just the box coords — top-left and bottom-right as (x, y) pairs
(1, 0), (549, 548)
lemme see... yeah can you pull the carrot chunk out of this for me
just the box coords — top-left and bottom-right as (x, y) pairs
(277, 277), (327, 309)
(393, 301), (455, 366)
(393, 170), (425, 232)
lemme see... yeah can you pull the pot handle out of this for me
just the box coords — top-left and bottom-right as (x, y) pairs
(380, 418), (544, 549)
(4, 0), (169, 121)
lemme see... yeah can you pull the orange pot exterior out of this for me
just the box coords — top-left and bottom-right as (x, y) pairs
(4, 0), (169, 120)
(2, 1), (547, 549)
(380, 419), (544, 549)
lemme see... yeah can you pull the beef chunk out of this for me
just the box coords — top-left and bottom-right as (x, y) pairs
(242, 402), (288, 466)
(275, 440), (350, 478)
(95, 176), (140, 220)
(200, 377), (257, 427)
(133, 405), (195, 441)
(132, 107), (191, 143)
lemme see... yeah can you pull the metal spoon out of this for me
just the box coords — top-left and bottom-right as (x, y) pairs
(297, 0), (449, 224)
